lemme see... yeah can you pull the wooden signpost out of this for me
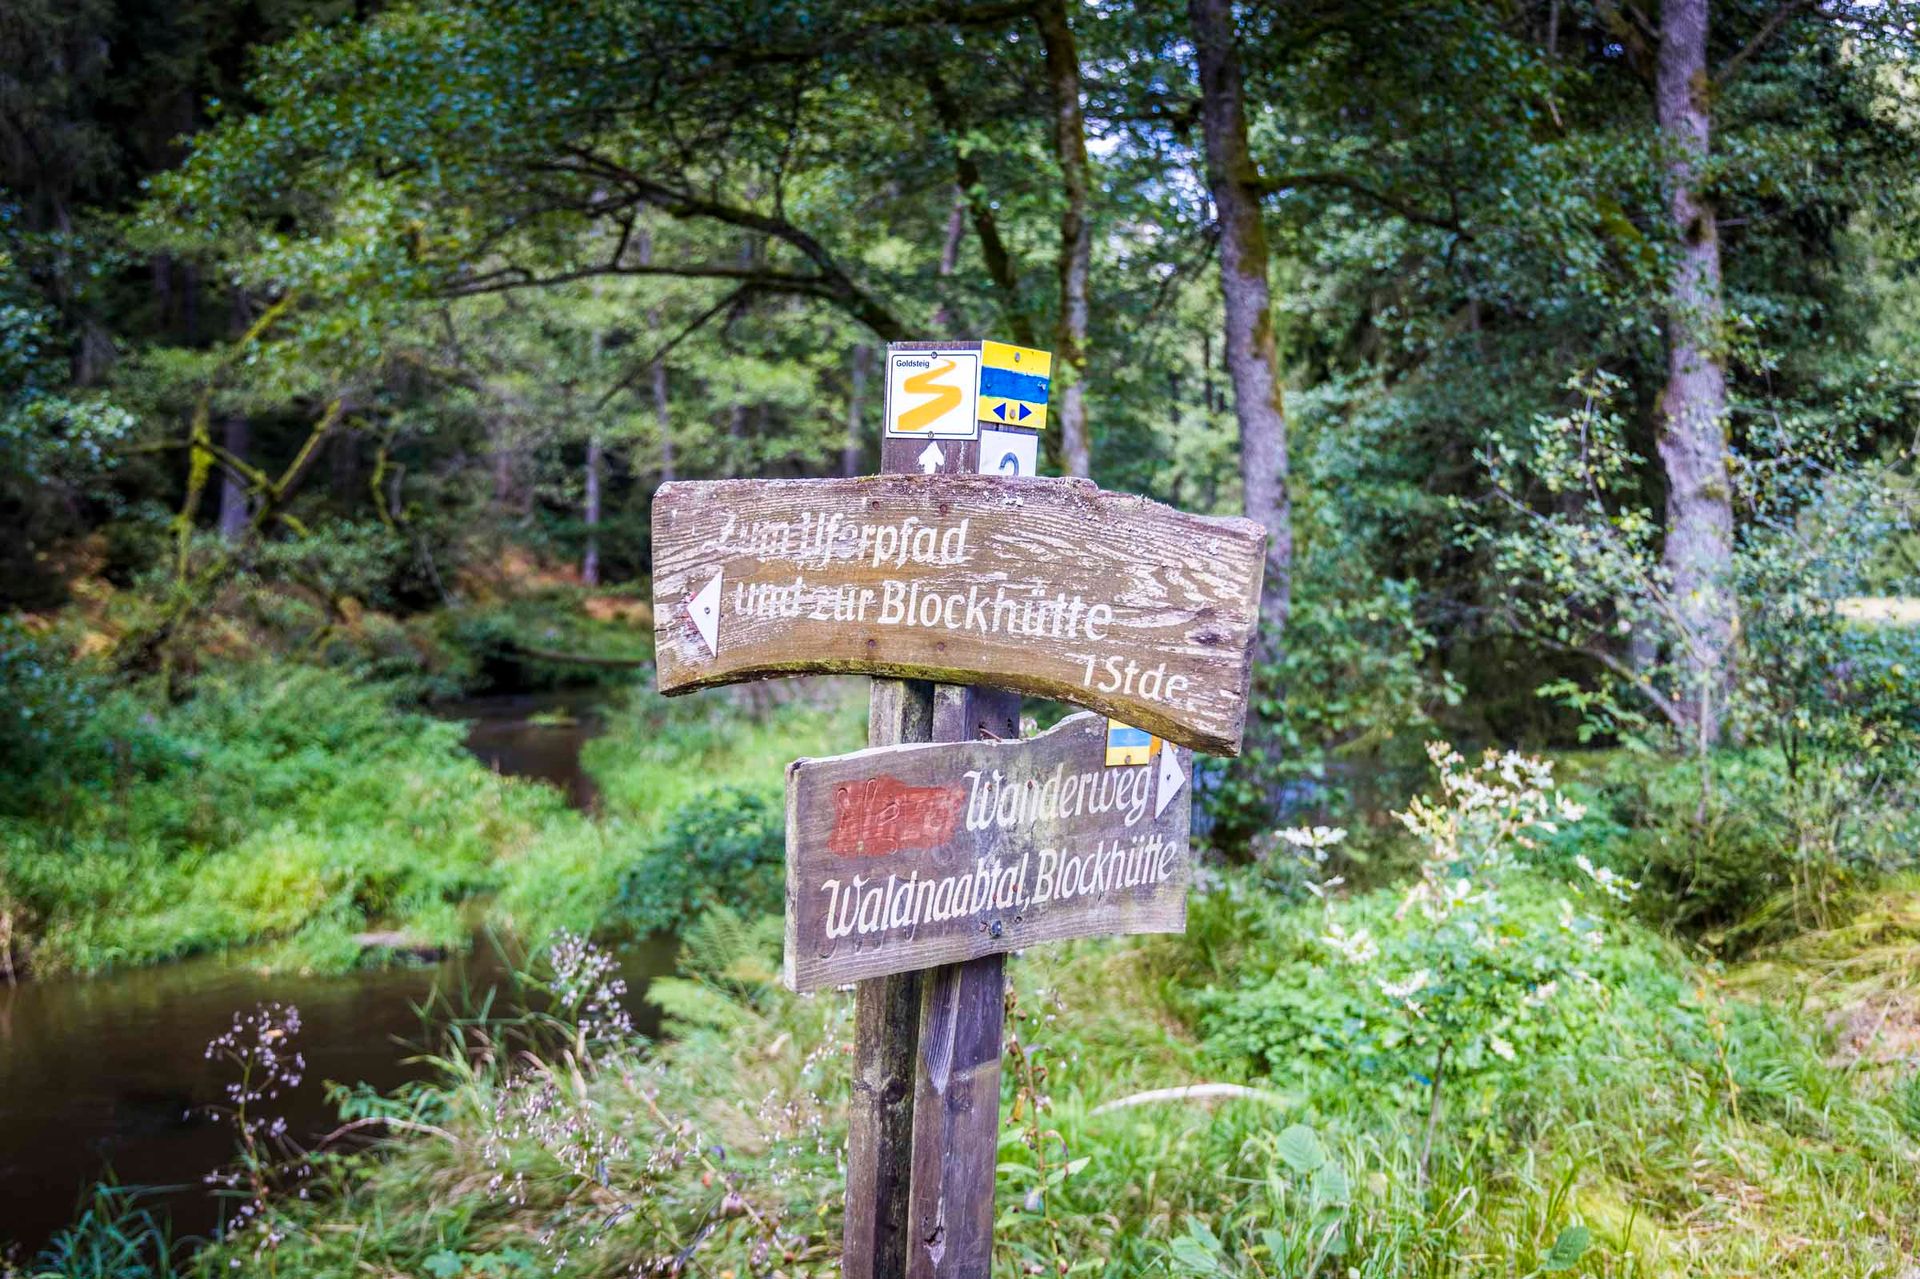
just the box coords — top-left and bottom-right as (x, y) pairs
(649, 339), (1262, 1279)
(651, 475), (1267, 754)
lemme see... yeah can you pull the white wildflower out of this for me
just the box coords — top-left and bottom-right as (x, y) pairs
(1574, 853), (1638, 902)
(1379, 969), (1431, 1001)
(1322, 922), (1378, 964)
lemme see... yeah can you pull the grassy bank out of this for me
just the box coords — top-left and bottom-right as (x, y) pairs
(0, 648), (862, 978)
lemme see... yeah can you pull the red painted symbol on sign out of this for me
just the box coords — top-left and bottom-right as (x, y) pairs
(829, 776), (965, 858)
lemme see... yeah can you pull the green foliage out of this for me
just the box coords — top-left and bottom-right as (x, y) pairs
(1559, 742), (1920, 952)
(612, 787), (784, 938)
(0, 660), (574, 973)
(16, 1183), (178, 1279)
(167, 875), (1920, 1279)
(0, 620), (116, 810)
(0, 215), (136, 608)
(1203, 566), (1453, 854)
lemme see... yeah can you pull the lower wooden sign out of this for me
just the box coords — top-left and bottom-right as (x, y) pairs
(783, 710), (1190, 992)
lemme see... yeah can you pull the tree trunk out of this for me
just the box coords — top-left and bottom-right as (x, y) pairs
(637, 229), (676, 481)
(845, 343), (870, 477)
(216, 287), (252, 542)
(932, 187), (967, 331)
(925, 71), (1036, 351)
(653, 361), (674, 482)
(1655, 0), (1735, 747)
(491, 418), (517, 509)
(1035, 0), (1094, 479)
(217, 412), (251, 541)
(1189, 0), (1292, 655)
(330, 428), (357, 507)
(583, 433), (603, 585)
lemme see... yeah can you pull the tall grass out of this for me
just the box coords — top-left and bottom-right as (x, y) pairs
(159, 875), (1920, 1279)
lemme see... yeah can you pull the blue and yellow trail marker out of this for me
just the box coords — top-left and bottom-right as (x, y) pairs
(978, 340), (1051, 431)
(1104, 718), (1161, 767)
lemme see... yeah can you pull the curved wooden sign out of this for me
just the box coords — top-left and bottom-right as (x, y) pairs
(651, 475), (1266, 755)
(784, 711), (1190, 991)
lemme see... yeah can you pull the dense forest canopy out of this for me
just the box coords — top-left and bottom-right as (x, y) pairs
(4, 0), (1918, 774)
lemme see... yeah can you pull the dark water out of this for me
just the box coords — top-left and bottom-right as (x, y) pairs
(0, 687), (663, 1258)
(449, 687), (613, 811)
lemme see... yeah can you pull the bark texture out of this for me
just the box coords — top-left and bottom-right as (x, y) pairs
(652, 359), (674, 482)
(637, 230), (676, 480)
(582, 433), (603, 585)
(1189, 0), (1292, 652)
(1035, 0), (1093, 478)
(1655, 0), (1735, 746)
(217, 413), (251, 542)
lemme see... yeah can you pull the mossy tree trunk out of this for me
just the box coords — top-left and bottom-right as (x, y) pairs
(1655, 0), (1736, 748)
(1190, 0), (1291, 660)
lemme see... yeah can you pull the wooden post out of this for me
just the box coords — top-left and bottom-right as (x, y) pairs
(649, 339), (1255, 1279)
(844, 678), (931, 1279)
(847, 422), (1026, 1279)
(905, 685), (1018, 1279)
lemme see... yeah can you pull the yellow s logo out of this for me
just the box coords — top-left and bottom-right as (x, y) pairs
(896, 358), (964, 433)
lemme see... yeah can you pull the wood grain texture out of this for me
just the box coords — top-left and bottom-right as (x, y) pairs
(843, 679), (934, 1279)
(651, 474), (1265, 755)
(903, 684), (1016, 1279)
(905, 949), (1003, 1279)
(784, 710), (1190, 992)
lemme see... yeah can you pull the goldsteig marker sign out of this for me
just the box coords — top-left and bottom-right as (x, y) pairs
(784, 711), (1191, 991)
(649, 338), (1263, 1279)
(651, 475), (1267, 754)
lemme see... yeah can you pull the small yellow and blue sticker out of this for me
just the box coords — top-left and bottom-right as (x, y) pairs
(1105, 719), (1160, 767)
(979, 341), (1051, 430)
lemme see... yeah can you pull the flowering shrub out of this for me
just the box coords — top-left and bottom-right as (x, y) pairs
(542, 929), (636, 1044)
(478, 927), (835, 1275)
(202, 1001), (311, 1262)
(1211, 743), (1633, 1177)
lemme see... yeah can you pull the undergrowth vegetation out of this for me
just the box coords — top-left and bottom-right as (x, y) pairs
(46, 878), (1913, 1279)
(17, 741), (1916, 1279)
(0, 620), (860, 977)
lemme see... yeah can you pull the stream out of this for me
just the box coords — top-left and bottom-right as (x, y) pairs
(0, 687), (667, 1258)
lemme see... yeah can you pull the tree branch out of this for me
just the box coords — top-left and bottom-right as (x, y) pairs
(444, 260), (841, 299)
(593, 285), (752, 412)
(924, 69), (1037, 347)
(1257, 171), (1473, 238)
(1716, 0), (1813, 84)
(551, 153), (908, 339)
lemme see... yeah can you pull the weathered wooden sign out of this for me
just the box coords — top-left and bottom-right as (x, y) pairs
(784, 710), (1189, 991)
(652, 474), (1267, 755)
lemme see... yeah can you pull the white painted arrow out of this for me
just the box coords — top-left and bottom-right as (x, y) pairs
(1155, 745), (1186, 818)
(688, 569), (723, 656)
(916, 441), (946, 473)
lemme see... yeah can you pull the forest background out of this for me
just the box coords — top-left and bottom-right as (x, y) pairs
(4, 0), (1920, 1276)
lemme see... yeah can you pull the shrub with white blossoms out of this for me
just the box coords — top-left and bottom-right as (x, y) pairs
(1282, 742), (1634, 1179)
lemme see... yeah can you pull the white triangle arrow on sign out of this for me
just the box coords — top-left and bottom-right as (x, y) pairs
(688, 569), (723, 656)
(1155, 745), (1186, 818)
(917, 441), (946, 473)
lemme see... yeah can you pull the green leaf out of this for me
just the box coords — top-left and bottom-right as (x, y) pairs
(424, 1252), (465, 1279)
(1168, 1217), (1226, 1276)
(1310, 1160), (1350, 1209)
(1541, 1224), (1591, 1272)
(1272, 1123), (1326, 1174)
